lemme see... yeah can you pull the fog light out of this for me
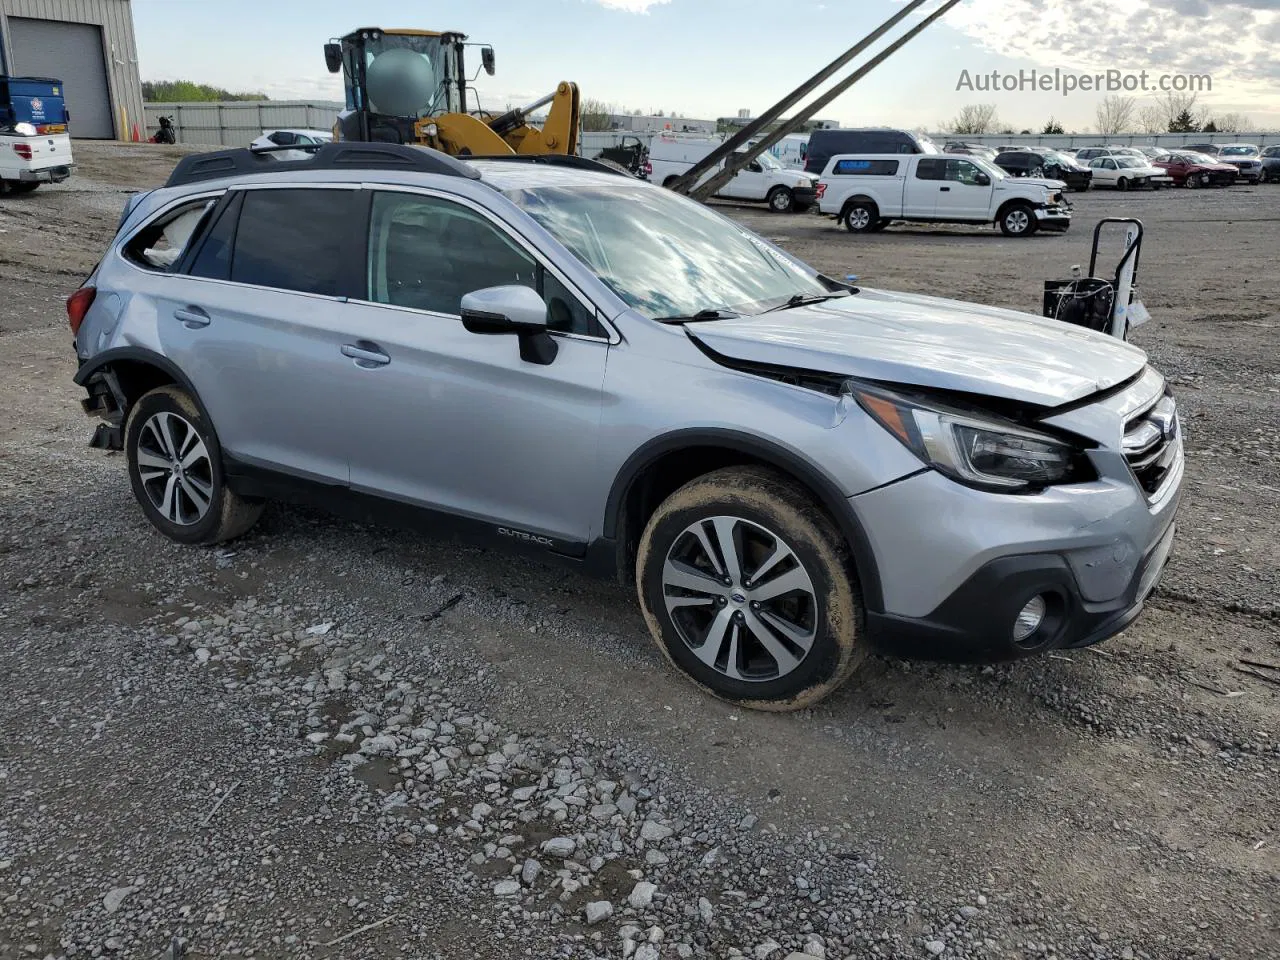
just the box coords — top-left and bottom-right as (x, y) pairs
(1012, 595), (1047, 642)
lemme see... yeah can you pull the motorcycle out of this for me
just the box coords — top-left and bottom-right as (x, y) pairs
(150, 115), (176, 144)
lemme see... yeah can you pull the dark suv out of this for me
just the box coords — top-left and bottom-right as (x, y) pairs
(804, 128), (938, 174)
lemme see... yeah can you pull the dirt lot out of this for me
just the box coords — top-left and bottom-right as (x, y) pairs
(0, 143), (1277, 960)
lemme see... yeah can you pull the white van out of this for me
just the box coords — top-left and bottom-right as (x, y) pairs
(648, 135), (819, 212)
(763, 134), (810, 169)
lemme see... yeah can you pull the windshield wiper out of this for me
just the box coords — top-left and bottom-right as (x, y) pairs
(655, 309), (740, 324)
(762, 292), (849, 314)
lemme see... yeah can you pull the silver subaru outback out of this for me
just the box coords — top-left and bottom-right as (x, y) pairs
(68, 143), (1182, 711)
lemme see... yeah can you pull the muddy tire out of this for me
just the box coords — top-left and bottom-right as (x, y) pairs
(636, 466), (866, 711)
(124, 385), (263, 546)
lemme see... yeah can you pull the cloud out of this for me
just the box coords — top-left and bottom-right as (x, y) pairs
(946, 0), (1280, 92)
(590, 0), (673, 11)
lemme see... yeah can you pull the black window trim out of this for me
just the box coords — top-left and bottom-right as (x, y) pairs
(350, 183), (618, 344)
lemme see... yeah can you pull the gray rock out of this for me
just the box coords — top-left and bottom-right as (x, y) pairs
(698, 896), (714, 924)
(512, 785), (538, 802)
(753, 940), (781, 960)
(802, 938), (826, 960)
(493, 879), (521, 897)
(542, 836), (576, 858)
(635, 946), (660, 960)
(521, 858), (542, 885)
(102, 886), (135, 914)
(739, 814), (758, 830)
(628, 880), (657, 909)
(640, 820), (673, 842)
(585, 900), (613, 925)
(959, 905), (979, 919)
(925, 941), (946, 956)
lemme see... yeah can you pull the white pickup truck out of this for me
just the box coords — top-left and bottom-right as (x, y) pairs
(1, 76), (74, 196)
(816, 153), (1071, 237)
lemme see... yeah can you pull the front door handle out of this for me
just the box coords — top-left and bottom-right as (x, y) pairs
(174, 306), (210, 328)
(341, 341), (391, 368)
(939, 186), (951, 192)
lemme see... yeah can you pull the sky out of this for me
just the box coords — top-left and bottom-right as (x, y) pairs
(132, 0), (1280, 132)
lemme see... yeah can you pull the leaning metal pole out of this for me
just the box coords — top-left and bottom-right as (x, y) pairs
(687, 0), (962, 203)
(667, 0), (931, 195)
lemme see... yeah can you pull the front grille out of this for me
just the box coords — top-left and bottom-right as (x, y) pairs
(1123, 393), (1180, 498)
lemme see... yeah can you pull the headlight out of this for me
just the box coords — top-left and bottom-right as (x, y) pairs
(854, 386), (1091, 492)
(13, 122), (37, 137)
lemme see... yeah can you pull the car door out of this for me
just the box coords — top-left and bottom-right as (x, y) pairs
(720, 155), (767, 200)
(934, 158), (993, 219)
(337, 188), (609, 546)
(906, 157), (944, 217)
(156, 185), (363, 484)
(1090, 158), (1115, 185)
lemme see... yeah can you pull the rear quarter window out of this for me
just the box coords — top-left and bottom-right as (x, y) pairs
(123, 197), (220, 271)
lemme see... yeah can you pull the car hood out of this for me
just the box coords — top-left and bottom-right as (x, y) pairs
(994, 175), (1064, 190)
(687, 287), (1148, 407)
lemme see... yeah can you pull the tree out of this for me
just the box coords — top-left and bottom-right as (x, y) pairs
(580, 98), (613, 132)
(142, 80), (268, 102)
(1137, 103), (1166, 135)
(1095, 95), (1136, 136)
(1156, 90), (1202, 132)
(1169, 108), (1199, 133)
(1212, 112), (1250, 133)
(947, 103), (999, 135)
(1042, 117), (1065, 135)
(1201, 120), (1218, 134)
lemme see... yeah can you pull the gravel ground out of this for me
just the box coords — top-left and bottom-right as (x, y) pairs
(1, 143), (1277, 960)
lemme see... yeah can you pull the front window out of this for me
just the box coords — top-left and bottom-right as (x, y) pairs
(1219, 145), (1258, 157)
(351, 32), (459, 117)
(507, 184), (828, 320)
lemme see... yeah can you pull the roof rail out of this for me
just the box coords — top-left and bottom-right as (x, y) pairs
(164, 142), (481, 188)
(465, 154), (635, 178)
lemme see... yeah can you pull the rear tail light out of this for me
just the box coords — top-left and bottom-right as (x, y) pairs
(816, 183), (827, 199)
(643, 160), (652, 177)
(12, 143), (33, 161)
(67, 286), (97, 336)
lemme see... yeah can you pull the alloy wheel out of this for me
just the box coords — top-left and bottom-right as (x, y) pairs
(849, 207), (871, 230)
(661, 515), (818, 682)
(1005, 209), (1030, 234)
(136, 411), (214, 526)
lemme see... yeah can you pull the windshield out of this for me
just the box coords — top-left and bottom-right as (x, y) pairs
(1115, 157), (1145, 168)
(755, 152), (782, 170)
(1219, 145), (1258, 156)
(507, 184), (829, 319)
(966, 156), (1006, 180)
(1184, 153), (1215, 164)
(354, 32), (459, 117)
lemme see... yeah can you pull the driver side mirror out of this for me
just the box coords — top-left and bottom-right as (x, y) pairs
(975, 172), (991, 186)
(748, 161), (763, 173)
(481, 46), (496, 76)
(324, 43), (343, 74)
(461, 285), (557, 365)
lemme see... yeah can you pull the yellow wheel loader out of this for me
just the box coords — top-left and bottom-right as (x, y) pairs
(324, 27), (580, 156)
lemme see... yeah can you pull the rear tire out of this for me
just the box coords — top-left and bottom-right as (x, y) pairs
(636, 466), (866, 711)
(842, 200), (878, 233)
(766, 186), (794, 213)
(125, 385), (263, 546)
(10, 182), (39, 194)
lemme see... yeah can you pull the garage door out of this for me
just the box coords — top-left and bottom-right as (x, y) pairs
(8, 17), (114, 139)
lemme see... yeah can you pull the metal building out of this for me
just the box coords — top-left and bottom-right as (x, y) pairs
(0, 0), (143, 139)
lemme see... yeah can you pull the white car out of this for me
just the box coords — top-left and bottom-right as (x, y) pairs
(249, 129), (333, 161)
(1087, 156), (1173, 190)
(649, 135), (819, 212)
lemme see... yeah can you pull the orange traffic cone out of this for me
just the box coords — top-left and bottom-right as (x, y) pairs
(132, 123), (141, 142)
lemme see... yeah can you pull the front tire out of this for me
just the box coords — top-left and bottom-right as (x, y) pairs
(636, 466), (866, 711)
(1116, 177), (1129, 191)
(999, 203), (1037, 237)
(125, 385), (263, 546)
(766, 186), (794, 213)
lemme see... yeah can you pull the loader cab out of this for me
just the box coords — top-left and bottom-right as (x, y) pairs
(326, 27), (474, 143)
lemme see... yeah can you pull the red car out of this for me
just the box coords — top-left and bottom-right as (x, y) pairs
(1153, 152), (1238, 188)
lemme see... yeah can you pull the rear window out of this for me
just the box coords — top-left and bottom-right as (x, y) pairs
(229, 188), (359, 296)
(831, 159), (899, 176)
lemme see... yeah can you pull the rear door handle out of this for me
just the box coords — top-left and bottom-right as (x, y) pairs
(174, 306), (210, 328)
(939, 186), (951, 192)
(341, 341), (391, 368)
